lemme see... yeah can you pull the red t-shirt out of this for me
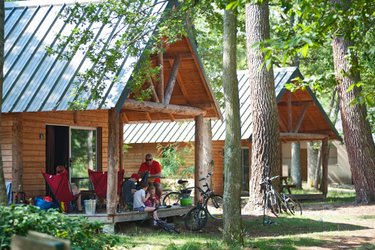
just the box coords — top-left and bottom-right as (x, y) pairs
(139, 160), (162, 183)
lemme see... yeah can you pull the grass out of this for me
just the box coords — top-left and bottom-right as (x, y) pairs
(110, 187), (373, 250)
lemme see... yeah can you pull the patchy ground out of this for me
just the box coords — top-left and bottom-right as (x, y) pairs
(116, 201), (375, 249)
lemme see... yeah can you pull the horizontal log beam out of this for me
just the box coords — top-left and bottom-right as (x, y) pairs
(280, 132), (329, 141)
(152, 53), (193, 61)
(278, 100), (314, 107)
(122, 99), (206, 116)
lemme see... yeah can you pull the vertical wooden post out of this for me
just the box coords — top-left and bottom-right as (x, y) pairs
(107, 108), (119, 215)
(12, 116), (23, 193)
(194, 115), (203, 203)
(320, 138), (329, 195)
(287, 91), (292, 132)
(119, 118), (124, 171)
(157, 43), (164, 103)
(194, 116), (212, 203)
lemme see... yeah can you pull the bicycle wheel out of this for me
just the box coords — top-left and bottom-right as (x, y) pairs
(276, 192), (289, 214)
(162, 192), (181, 206)
(285, 195), (302, 215)
(205, 194), (223, 220)
(184, 207), (208, 231)
(268, 192), (280, 217)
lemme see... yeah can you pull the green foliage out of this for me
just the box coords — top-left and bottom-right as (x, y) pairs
(0, 205), (119, 250)
(48, 0), (187, 110)
(156, 142), (194, 178)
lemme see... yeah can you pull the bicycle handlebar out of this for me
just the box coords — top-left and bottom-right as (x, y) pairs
(259, 175), (279, 185)
(199, 172), (212, 182)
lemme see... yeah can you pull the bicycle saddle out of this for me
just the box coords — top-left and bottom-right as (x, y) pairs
(177, 180), (188, 185)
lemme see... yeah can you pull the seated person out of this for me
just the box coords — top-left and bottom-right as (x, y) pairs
(138, 153), (163, 197)
(133, 182), (159, 221)
(144, 185), (160, 207)
(122, 173), (139, 211)
(56, 165), (82, 212)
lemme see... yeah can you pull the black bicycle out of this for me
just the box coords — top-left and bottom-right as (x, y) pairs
(162, 173), (223, 220)
(260, 175), (302, 224)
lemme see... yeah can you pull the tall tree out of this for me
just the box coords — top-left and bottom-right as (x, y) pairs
(245, 0), (281, 210)
(330, 0), (375, 203)
(222, 3), (243, 245)
(0, 0), (6, 205)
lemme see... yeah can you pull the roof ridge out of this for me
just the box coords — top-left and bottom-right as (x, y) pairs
(5, 0), (101, 9)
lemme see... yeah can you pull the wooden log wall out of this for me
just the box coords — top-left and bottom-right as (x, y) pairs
(1, 110), (109, 198)
(0, 118), (14, 181)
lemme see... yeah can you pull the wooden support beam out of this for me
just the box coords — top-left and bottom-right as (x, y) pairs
(288, 92), (292, 132)
(159, 52), (193, 60)
(320, 138), (329, 195)
(164, 56), (181, 104)
(146, 112), (152, 122)
(12, 116), (23, 193)
(123, 99), (206, 116)
(194, 115), (203, 204)
(107, 108), (119, 215)
(293, 102), (311, 133)
(148, 77), (160, 103)
(119, 118), (124, 171)
(167, 59), (190, 105)
(168, 113), (176, 122)
(157, 47), (164, 102)
(280, 133), (329, 141)
(278, 100), (314, 106)
(121, 113), (129, 123)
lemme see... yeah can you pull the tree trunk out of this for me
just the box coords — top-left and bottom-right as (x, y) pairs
(307, 142), (320, 188)
(0, 0), (6, 205)
(107, 108), (119, 215)
(291, 142), (301, 188)
(245, 0), (281, 211)
(222, 6), (243, 245)
(331, 0), (375, 203)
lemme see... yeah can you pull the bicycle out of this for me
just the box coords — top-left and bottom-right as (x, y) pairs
(260, 175), (302, 224)
(162, 173), (223, 220)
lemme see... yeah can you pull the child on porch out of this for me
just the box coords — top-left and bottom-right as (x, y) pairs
(144, 185), (160, 207)
(133, 182), (159, 221)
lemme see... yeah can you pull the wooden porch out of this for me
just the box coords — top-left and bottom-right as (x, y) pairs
(68, 206), (192, 229)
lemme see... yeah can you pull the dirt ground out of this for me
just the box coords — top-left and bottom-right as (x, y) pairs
(295, 203), (375, 249)
(116, 202), (375, 249)
(205, 202), (375, 249)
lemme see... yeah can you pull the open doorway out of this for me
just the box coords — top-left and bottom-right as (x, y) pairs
(46, 125), (100, 193)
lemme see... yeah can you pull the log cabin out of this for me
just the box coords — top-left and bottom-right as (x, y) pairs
(124, 67), (343, 196)
(1, 0), (222, 214)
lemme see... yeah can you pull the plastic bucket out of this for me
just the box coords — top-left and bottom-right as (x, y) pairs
(84, 199), (96, 215)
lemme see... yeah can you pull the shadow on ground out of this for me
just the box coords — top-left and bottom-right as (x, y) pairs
(243, 215), (369, 237)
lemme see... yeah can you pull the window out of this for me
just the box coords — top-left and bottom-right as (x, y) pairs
(70, 128), (97, 190)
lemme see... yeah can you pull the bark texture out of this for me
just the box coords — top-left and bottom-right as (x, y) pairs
(246, 0), (281, 211)
(291, 142), (301, 188)
(222, 6), (243, 245)
(331, 0), (375, 203)
(0, 0), (6, 205)
(307, 142), (320, 188)
(107, 108), (119, 215)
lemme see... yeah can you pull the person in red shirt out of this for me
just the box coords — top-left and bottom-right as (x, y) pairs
(138, 153), (162, 197)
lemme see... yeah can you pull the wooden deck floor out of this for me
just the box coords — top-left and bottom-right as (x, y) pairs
(68, 206), (193, 224)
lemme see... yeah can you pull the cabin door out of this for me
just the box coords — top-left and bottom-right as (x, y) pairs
(45, 125), (70, 196)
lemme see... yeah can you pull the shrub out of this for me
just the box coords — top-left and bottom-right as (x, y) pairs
(0, 205), (119, 250)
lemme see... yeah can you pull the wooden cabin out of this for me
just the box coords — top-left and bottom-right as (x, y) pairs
(124, 67), (342, 196)
(1, 0), (221, 214)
